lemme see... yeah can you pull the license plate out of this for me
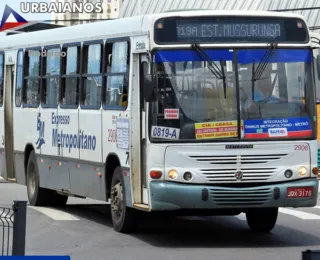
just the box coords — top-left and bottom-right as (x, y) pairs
(287, 187), (313, 198)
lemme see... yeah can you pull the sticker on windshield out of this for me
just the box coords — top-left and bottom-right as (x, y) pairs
(164, 109), (179, 119)
(151, 126), (180, 139)
(195, 120), (238, 139)
(268, 128), (288, 137)
(243, 117), (311, 138)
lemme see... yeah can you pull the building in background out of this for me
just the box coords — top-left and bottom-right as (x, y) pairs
(51, 0), (124, 26)
(119, 0), (320, 33)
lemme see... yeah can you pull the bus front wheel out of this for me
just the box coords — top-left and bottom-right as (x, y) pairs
(246, 207), (278, 232)
(110, 166), (136, 233)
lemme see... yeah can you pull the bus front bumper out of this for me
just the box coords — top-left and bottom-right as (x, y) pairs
(149, 178), (319, 211)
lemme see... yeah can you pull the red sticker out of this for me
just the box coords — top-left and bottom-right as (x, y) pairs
(164, 109), (179, 119)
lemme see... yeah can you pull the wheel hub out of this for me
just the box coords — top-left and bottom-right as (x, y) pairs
(111, 182), (123, 218)
(28, 163), (36, 195)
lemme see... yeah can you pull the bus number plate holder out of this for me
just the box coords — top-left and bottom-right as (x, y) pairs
(287, 187), (313, 198)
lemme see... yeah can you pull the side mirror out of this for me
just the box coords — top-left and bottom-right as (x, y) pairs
(317, 54), (320, 80)
(142, 73), (157, 102)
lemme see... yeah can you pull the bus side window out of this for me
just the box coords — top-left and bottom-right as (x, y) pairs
(104, 41), (129, 109)
(42, 47), (60, 107)
(81, 42), (103, 108)
(23, 48), (41, 106)
(60, 45), (80, 107)
(15, 50), (23, 107)
(0, 53), (4, 106)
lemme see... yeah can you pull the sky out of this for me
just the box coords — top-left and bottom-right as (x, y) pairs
(0, 0), (51, 22)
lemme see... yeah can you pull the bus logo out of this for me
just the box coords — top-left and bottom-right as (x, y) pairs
(0, 5), (27, 32)
(35, 115), (45, 149)
(235, 171), (243, 180)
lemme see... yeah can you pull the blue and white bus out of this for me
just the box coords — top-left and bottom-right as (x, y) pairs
(0, 10), (318, 233)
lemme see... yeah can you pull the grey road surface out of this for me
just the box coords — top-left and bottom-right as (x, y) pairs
(1, 181), (320, 260)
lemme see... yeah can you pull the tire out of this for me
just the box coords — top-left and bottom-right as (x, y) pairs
(26, 151), (51, 206)
(110, 166), (136, 233)
(246, 207), (278, 232)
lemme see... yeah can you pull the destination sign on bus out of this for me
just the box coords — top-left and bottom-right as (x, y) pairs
(154, 16), (308, 44)
(176, 22), (282, 40)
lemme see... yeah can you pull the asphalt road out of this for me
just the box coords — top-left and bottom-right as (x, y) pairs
(2, 181), (320, 260)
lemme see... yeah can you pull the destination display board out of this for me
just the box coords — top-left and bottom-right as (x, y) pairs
(154, 16), (308, 44)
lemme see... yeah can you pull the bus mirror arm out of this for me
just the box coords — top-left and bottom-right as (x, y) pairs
(143, 73), (157, 102)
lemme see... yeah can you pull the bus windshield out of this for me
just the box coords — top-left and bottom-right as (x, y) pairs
(149, 48), (316, 142)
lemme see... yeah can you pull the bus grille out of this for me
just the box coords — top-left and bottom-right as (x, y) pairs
(199, 167), (277, 182)
(189, 153), (287, 182)
(189, 154), (287, 165)
(209, 187), (272, 206)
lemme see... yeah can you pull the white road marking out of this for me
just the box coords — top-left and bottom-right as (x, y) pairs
(234, 208), (320, 221)
(279, 208), (320, 220)
(234, 213), (246, 221)
(29, 206), (80, 221)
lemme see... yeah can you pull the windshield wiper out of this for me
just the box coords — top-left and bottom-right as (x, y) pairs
(191, 43), (227, 99)
(251, 42), (278, 100)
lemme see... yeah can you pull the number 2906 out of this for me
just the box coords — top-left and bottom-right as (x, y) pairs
(294, 145), (308, 151)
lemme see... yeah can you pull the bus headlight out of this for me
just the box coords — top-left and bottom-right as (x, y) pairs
(183, 172), (193, 181)
(168, 169), (178, 180)
(284, 170), (293, 178)
(298, 166), (308, 176)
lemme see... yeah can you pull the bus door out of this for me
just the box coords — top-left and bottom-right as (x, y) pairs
(129, 36), (150, 208)
(3, 53), (15, 180)
(140, 53), (149, 205)
(0, 54), (5, 179)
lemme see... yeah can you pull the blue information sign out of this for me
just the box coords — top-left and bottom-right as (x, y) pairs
(0, 257), (70, 260)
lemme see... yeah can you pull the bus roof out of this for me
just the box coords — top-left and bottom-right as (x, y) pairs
(0, 9), (308, 50)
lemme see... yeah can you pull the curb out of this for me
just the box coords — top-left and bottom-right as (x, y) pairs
(0, 176), (11, 183)
(0, 176), (16, 183)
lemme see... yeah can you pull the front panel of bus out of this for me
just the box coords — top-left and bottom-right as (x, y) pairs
(143, 14), (318, 211)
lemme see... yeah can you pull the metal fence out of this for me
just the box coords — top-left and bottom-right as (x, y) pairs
(0, 201), (27, 256)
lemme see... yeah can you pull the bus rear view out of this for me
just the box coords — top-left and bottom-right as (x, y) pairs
(142, 12), (318, 232)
